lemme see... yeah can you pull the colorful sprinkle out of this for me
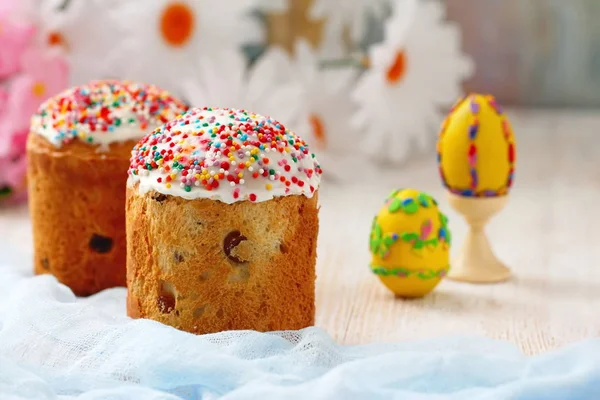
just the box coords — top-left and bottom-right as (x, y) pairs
(468, 123), (478, 140)
(488, 96), (503, 114)
(371, 190), (450, 256)
(369, 218), (400, 259)
(31, 80), (188, 147)
(370, 265), (450, 280)
(467, 96), (480, 191)
(387, 191), (436, 215)
(387, 198), (403, 213)
(470, 100), (480, 114)
(128, 108), (322, 203)
(417, 193), (430, 207)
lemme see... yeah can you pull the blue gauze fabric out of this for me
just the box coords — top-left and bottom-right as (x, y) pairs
(1, 262), (600, 400)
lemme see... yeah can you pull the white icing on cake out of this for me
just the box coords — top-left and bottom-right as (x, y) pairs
(127, 108), (322, 204)
(30, 80), (188, 150)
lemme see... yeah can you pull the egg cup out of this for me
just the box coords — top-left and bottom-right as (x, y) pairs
(437, 93), (516, 284)
(446, 192), (510, 283)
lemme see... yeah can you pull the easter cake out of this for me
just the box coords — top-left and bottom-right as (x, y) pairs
(126, 107), (322, 334)
(27, 80), (188, 296)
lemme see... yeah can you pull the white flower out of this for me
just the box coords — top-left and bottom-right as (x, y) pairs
(351, 0), (473, 164)
(182, 41), (361, 181)
(181, 48), (304, 129)
(309, 0), (390, 56)
(34, 0), (122, 86)
(40, 0), (263, 96)
(287, 40), (360, 181)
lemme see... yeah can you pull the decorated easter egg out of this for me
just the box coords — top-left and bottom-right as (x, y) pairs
(437, 93), (516, 197)
(369, 189), (451, 298)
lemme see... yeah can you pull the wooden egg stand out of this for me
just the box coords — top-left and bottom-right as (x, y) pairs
(446, 193), (511, 283)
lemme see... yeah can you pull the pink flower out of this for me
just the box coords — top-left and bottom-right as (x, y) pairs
(0, 87), (28, 203)
(0, 0), (16, 16)
(0, 128), (28, 204)
(0, 130), (27, 186)
(0, 0), (35, 79)
(7, 48), (69, 132)
(0, 87), (15, 158)
(0, 87), (8, 115)
(0, 0), (69, 206)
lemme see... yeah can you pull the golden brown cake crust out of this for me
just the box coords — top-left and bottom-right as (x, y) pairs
(27, 133), (136, 296)
(126, 184), (319, 334)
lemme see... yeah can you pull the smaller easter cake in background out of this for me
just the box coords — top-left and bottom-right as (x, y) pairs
(126, 107), (321, 334)
(369, 189), (451, 298)
(27, 80), (188, 296)
(437, 93), (516, 197)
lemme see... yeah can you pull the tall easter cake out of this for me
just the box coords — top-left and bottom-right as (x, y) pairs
(27, 80), (188, 296)
(126, 107), (322, 334)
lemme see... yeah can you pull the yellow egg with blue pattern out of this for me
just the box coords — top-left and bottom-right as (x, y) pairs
(369, 189), (450, 298)
(437, 93), (516, 197)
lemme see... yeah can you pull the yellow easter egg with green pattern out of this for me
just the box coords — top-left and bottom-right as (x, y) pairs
(369, 188), (450, 298)
(437, 93), (516, 197)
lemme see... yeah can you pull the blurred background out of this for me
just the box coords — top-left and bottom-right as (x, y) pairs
(449, 0), (600, 108)
(1, 0), (599, 205)
(269, 0), (600, 108)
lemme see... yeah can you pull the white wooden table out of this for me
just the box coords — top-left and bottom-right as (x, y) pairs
(2, 109), (600, 355)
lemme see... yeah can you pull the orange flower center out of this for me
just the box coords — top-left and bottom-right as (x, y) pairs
(160, 2), (195, 47)
(309, 114), (327, 148)
(32, 82), (46, 97)
(47, 31), (67, 49)
(386, 51), (407, 84)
